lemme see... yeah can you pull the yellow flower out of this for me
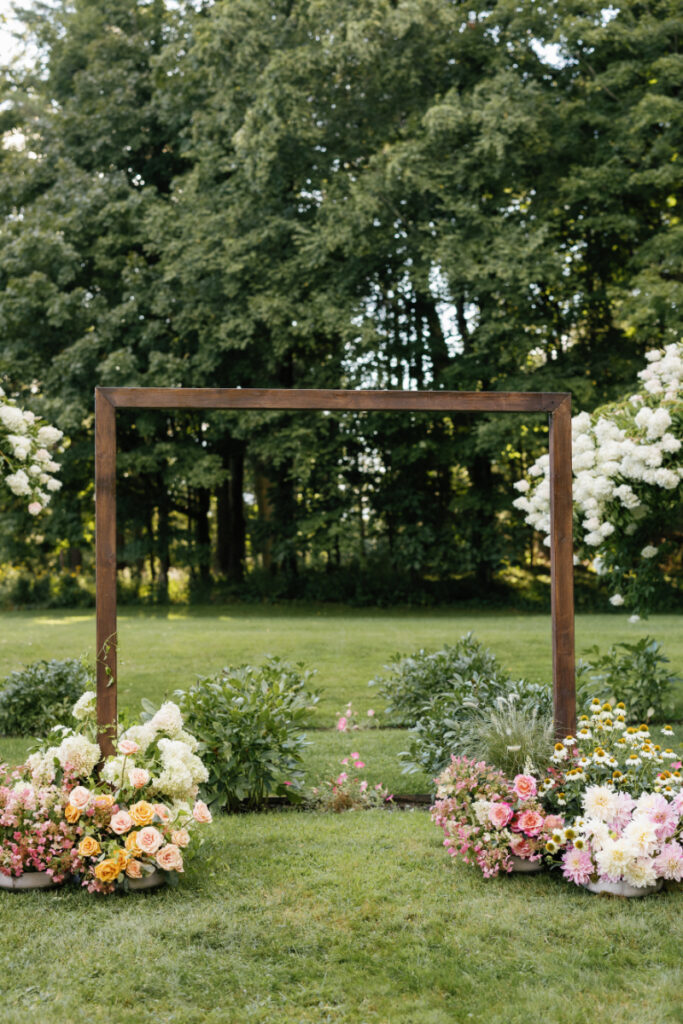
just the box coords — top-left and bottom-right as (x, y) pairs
(64, 804), (81, 824)
(94, 858), (122, 883)
(125, 831), (140, 853)
(114, 848), (129, 870)
(78, 836), (101, 858)
(94, 794), (114, 809)
(129, 801), (155, 827)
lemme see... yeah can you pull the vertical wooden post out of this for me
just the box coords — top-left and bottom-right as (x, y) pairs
(95, 389), (117, 756)
(549, 396), (576, 737)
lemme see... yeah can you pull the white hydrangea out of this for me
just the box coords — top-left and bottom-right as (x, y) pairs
(118, 722), (157, 754)
(55, 734), (100, 777)
(512, 340), (682, 609)
(149, 701), (184, 737)
(72, 690), (96, 720)
(101, 755), (126, 787)
(26, 749), (58, 785)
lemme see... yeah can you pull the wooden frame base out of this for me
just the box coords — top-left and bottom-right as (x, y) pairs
(95, 387), (575, 754)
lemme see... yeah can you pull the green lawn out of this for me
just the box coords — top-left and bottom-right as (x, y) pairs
(1, 606), (682, 1024)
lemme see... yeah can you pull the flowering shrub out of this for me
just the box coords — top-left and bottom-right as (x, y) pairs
(539, 699), (681, 820)
(512, 340), (682, 611)
(0, 388), (63, 514)
(0, 765), (81, 882)
(309, 753), (393, 812)
(431, 756), (563, 878)
(547, 788), (683, 890)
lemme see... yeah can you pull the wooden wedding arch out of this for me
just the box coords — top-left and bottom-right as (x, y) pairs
(94, 387), (576, 756)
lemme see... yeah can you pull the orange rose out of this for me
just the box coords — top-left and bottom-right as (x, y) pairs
(78, 836), (101, 858)
(94, 858), (122, 883)
(125, 831), (140, 853)
(129, 801), (155, 827)
(64, 804), (81, 823)
(125, 859), (142, 879)
(114, 848), (128, 870)
(94, 794), (114, 809)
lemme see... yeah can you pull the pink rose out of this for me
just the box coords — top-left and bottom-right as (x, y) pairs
(336, 716), (348, 732)
(129, 768), (150, 789)
(516, 810), (545, 837)
(488, 802), (513, 829)
(110, 810), (133, 835)
(118, 740), (139, 756)
(69, 786), (92, 810)
(171, 828), (190, 848)
(136, 826), (164, 854)
(512, 774), (537, 802)
(192, 800), (212, 824)
(510, 835), (534, 859)
(156, 844), (184, 872)
(153, 803), (171, 823)
(125, 859), (142, 879)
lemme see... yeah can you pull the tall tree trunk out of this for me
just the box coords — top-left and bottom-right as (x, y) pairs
(216, 447), (245, 584)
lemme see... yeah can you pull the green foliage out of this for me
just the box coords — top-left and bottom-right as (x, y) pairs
(369, 632), (508, 727)
(461, 695), (555, 778)
(0, 658), (91, 736)
(577, 637), (679, 723)
(400, 679), (553, 780)
(177, 657), (318, 810)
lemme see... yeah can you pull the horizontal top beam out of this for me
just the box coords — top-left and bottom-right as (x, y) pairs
(97, 387), (569, 413)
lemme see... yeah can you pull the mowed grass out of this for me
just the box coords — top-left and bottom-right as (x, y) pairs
(0, 812), (681, 1024)
(1, 606), (683, 1024)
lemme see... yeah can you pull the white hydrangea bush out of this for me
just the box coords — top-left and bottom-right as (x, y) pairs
(513, 341), (682, 612)
(0, 387), (63, 514)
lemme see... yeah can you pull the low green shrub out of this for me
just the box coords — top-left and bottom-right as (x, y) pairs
(369, 632), (508, 727)
(177, 657), (318, 811)
(0, 658), (92, 736)
(576, 636), (679, 723)
(399, 678), (553, 780)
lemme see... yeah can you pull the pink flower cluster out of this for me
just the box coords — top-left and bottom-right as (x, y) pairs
(431, 758), (563, 879)
(0, 765), (81, 882)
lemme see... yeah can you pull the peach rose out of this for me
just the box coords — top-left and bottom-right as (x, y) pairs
(153, 803), (171, 824)
(129, 768), (150, 789)
(64, 803), (81, 823)
(129, 801), (155, 827)
(192, 800), (212, 824)
(516, 809), (545, 837)
(110, 810), (133, 835)
(95, 794), (114, 809)
(488, 802), (513, 829)
(125, 831), (140, 852)
(171, 828), (190, 849)
(136, 826), (164, 855)
(510, 835), (534, 859)
(69, 786), (92, 809)
(78, 836), (101, 858)
(156, 844), (184, 873)
(118, 739), (140, 756)
(94, 858), (122, 883)
(125, 859), (142, 879)
(512, 774), (537, 802)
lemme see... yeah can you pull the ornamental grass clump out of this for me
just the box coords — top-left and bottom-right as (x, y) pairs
(462, 695), (555, 778)
(431, 756), (564, 878)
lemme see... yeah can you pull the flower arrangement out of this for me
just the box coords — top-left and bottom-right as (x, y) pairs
(547, 788), (683, 891)
(0, 764), (81, 883)
(10, 693), (214, 893)
(539, 699), (680, 820)
(431, 756), (563, 878)
(309, 753), (392, 812)
(0, 388), (63, 514)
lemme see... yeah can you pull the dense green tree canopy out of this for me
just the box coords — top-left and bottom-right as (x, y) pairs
(0, 0), (681, 606)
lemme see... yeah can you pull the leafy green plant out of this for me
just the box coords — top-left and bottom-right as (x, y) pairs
(461, 695), (555, 778)
(399, 679), (553, 780)
(369, 632), (508, 727)
(177, 657), (318, 811)
(0, 658), (91, 736)
(576, 636), (679, 723)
